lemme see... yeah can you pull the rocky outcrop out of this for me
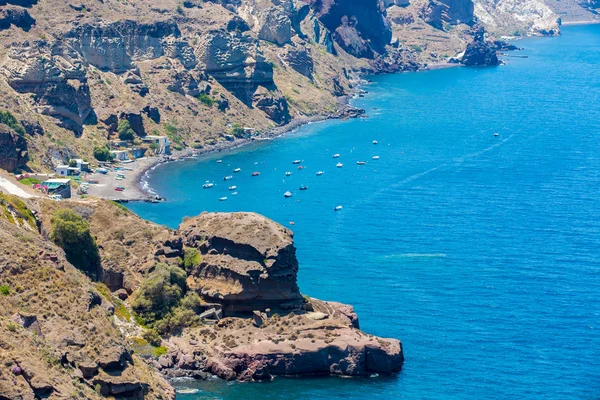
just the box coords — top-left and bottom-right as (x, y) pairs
(281, 47), (314, 78)
(0, 6), (35, 31)
(306, 0), (393, 58)
(62, 20), (189, 73)
(253, 86), (291, 125)
(198, 30), (275, 105)
(421, 0), (474, 29)
(460, 27), (500, 66)
(238, 0), (295, 45)
(1, 41), (94, 135)
(167, 298), (404, 381)
(0, 124), (28, 172)
(179, 212), (305, 316)
(473, 0), (560, 36)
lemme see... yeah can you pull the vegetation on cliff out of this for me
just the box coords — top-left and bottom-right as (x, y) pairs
(50, 208), (101, 279)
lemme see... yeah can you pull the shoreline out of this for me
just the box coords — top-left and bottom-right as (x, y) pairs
(90, 59), (502, 203)
(126, 63), (465, 202)
(561, 19), (600, 26)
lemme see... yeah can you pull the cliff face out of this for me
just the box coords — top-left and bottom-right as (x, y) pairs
(180, 212), (305, 316)
(0, 124), (27, 172)
(305, 0), (392, 58)
(0, 201), (174, 400)
(473, 0), (560, 36)
(0, 197), (405, 386)
(0, 0), (595, 172)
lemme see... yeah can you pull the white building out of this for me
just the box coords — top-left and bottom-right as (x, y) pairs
(142, 135), (171, 155)
(55, 165), (80, 177)
(110, 150), (129, 161)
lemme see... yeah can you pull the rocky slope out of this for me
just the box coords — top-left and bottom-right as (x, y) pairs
(0, 195), (405, 396)
(0, 0), (595, 173)
(0, 198), (175, 399)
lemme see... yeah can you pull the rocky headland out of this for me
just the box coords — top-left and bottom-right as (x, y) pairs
(0, 196), (404, 398)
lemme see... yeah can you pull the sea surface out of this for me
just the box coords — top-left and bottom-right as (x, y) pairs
(128, 25), (600, 399)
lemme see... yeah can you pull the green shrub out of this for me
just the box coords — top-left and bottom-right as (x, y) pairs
(197, 93), (214, 107)
(0, 110), (25, 136)
(50, 209), (101, 279)
(131, 263), (187, 324)
(142, 329), (162, 347)
(154, 346), (168, 357)
(183, 247), (201, 272)
(117, 120), (135, 141)
(0, 285), (9, 295)
(93, 146), (113, 162)
(231, 123), (245, 139)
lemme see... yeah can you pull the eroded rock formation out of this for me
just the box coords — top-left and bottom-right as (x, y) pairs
(0, 124), (28, 172)
(180, 212), (304, 316)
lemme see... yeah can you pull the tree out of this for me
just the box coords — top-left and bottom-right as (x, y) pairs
(93, 146), (113, 162)
(50, 209), (101, 279)
(0, 110), (25, 136)
(231, 123), (245, 139)
(117, 120), (135, 141)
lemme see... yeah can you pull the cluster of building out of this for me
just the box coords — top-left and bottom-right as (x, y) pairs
(109, 135), (171, 161)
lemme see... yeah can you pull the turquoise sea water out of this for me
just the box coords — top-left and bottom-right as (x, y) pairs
(128, 25), (600, 399)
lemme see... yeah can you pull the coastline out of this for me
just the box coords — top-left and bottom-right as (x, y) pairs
(88, 61), (482, 203)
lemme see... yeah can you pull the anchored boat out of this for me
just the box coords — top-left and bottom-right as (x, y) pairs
(252, 172), (260, 177)
(203, 182), (214, 189)
(224, 175), (233, 181)
(336, 163), (343, 168)
(219, 197), (227, 201)
(357, 161), (367, 165)
(334, 205), (343, 211)
(234, 168), (241, 173)
(286, 172), (292, 176)
(372, 156), (380, 160)
(228, 186), (237, 191)
(292, 160), (302, 164)
(316, 171), (324, 176)
(284, 191), (293, 198)
(299, 185), (308, 191)
(333, 154), (340, 158)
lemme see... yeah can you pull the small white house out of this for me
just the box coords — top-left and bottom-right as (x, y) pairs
(72, 159), (91, 172)
(55, 165), (80, 177)
(110, 150), (129, 161)
(142, 135), (171, 155)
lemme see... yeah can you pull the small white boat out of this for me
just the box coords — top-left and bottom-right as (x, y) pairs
(373, 140), (378, 145)
(357, 161), (367, 165)
(233, 168), (241, 173)
(224, 175), (233, 181)
(285, 172), (292, 176)
(494, 133), (499, 137)
(292, 160), (302, 164)
(372, 156), (380, 160)
(232, 192), (238, 196)
(254, 162), (258, 165)
(336, 163), (343, 168)
(334, 205), (343, 211)
(203, 182), (214, 189)
(217, 160), (223, 163)
(333, 154), (340, 158)
(316, 171), (324, 176)
(284, 191), (293, 198)
(228, 186), (237, 191)
(219, 197), (227, 201)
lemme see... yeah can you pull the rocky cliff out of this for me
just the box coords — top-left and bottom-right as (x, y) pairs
(0, 0), (595, 172)
(0, 200), (175, 400)
(0, 195), (405, 393)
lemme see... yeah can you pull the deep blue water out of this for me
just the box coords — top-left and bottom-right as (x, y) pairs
(128, 25), (600, 399)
